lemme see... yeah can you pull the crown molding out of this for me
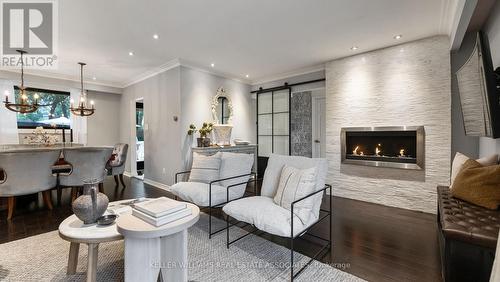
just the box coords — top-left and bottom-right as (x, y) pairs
(122, 58), (253, 88)
(0, 69), (123, 89)
(250, 63), (325, 86)
(122, 58), (181, 88)
(177, 59), (252, 85)
(0, 69), (123, 94)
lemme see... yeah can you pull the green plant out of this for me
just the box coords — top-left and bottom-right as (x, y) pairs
(187, 124), (197, 135)
(187, 122), (213, 138)
(198, 122), (213, 138)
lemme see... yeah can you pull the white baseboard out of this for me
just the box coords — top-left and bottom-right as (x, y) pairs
(143, 178), (171, 191)
(123, 171), (132, 177)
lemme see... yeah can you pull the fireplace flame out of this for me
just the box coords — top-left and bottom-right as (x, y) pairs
(353, 146), (360, 155)
(399, 149), (405, 157)
(375, 145), (381, 156)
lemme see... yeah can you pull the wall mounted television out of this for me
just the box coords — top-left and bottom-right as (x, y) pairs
(456, 31), (500, 139)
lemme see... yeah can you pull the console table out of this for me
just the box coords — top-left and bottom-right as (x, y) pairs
(192, 144), (258, 173)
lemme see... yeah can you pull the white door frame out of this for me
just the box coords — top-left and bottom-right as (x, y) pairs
(129, 98), (143, 178)
(311, 88), (326, 158)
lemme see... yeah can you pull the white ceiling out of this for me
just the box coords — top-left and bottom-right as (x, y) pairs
(18, 0), (457, 88)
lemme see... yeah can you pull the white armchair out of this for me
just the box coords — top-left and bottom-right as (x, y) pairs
(170, 152), (256, 238)
(222, 153), (331, 281)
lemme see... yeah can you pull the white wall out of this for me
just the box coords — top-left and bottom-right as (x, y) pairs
(179, 66), (255, 168)
(86, 90), (121, 146)
(480, 2), (500, 157)
(120, 66), (255, 186)
(120, 67), (182, 185)
(325, 36), (451, 214)
(251, 70), (325, 92)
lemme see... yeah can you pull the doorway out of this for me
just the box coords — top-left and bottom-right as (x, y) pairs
(135, 100), (144, 177)
(311, 89), (326, 158)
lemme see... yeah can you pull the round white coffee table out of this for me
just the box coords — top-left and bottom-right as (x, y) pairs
(116, 203), (200, 282)
(58, 200), (128, 282)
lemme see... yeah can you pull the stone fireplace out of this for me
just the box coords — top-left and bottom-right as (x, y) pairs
(341, 126), (425, 170)
(325, 36), (451, 213)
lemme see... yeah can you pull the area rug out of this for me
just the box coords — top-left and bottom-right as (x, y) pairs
(0, 213), (364, 281)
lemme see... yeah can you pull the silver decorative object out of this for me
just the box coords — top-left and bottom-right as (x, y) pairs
(72, 178), (109, 224)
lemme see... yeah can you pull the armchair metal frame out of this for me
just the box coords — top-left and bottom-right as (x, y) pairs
(174, 171), (260, 238)
(225, 184), (332, 281)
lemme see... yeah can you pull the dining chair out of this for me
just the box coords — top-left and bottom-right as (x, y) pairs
(106, 143), (129, 188)
(59, 147), (113, 201)
(0, 149), (61, 220)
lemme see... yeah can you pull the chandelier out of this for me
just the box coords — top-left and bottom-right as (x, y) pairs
(3, 50), (39, 113)
(70, 62), (95, 117)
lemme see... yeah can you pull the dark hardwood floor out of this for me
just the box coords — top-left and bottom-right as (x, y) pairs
(0, 176), (442, 282)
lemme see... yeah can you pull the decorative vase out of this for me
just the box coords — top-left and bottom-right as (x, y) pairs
(197, 137), (211, 147)
(212, 124), (233, 146)
(72, 179), (109, 224)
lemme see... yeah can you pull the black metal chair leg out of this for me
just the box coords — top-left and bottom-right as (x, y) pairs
(226, 214), (230, 249)
(291, 236), (294, 281)
(209, 205), (212, 239)
(113, 175), (119, 187)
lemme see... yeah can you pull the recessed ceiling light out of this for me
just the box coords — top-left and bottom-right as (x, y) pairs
(210, 63), (215, 67)
(245, 74), (249, 78)
(153, 34), (159, 39)
(128, 51), (134, 56)
(394, 34), (402, 40)
(350, 46), (358, 51)
(92, 76), (96, 80)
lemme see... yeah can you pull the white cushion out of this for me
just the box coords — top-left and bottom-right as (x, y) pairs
(223, 196), (313, 237)
(219, 152), (254, 197)
(450, 152), (498, 187)
(274, 166), (317, 224)
(170, 181), (243, 207)
(188, 152), (221, 183)
(261, 154), (328, 221)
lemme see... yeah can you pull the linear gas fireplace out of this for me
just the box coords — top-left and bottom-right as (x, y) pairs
(341, 126), (425, 170)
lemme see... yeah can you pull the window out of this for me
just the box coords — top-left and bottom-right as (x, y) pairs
(14, 87), (71, 129)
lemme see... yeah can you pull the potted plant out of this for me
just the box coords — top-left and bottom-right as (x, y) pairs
(187, 122), (213, 147)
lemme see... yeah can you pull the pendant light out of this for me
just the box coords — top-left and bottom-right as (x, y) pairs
(70, 62), (95, 117)
(3, 50), (39, 113)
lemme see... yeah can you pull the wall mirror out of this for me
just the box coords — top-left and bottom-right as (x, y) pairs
(211, 87), (233, 124)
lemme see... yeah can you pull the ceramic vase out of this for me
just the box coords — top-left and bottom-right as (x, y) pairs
(212, 124), (233, 146)
(72, 179), (109, 224)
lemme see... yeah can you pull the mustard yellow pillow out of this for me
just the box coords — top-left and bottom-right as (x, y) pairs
(451, 159), (500, 210)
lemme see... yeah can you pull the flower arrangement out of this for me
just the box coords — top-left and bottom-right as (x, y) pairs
(24, 126), (59, 145)
(187, 122), (213, 138)
(187, 122), (214, 147)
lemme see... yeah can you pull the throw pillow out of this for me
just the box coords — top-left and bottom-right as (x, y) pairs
(273, 165), (317, 224)
(188, 152), (221, 183)
(451, 159), (500, 210)
(219, 152), (254, 189)
(450, 152), (498, 187)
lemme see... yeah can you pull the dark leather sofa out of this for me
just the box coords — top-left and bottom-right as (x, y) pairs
(437, 186), (500, 282)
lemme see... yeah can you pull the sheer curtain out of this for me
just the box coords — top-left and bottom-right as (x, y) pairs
(0, 79), (19, 144)
(70, 88), (87, 145)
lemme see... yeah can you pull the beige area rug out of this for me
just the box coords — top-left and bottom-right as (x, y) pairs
(0, 213), (365, 281)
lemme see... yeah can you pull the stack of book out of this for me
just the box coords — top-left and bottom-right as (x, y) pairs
(132, 197), (191, 227)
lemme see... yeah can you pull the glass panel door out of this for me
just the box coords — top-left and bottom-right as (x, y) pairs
(256, 88), (291, 175)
